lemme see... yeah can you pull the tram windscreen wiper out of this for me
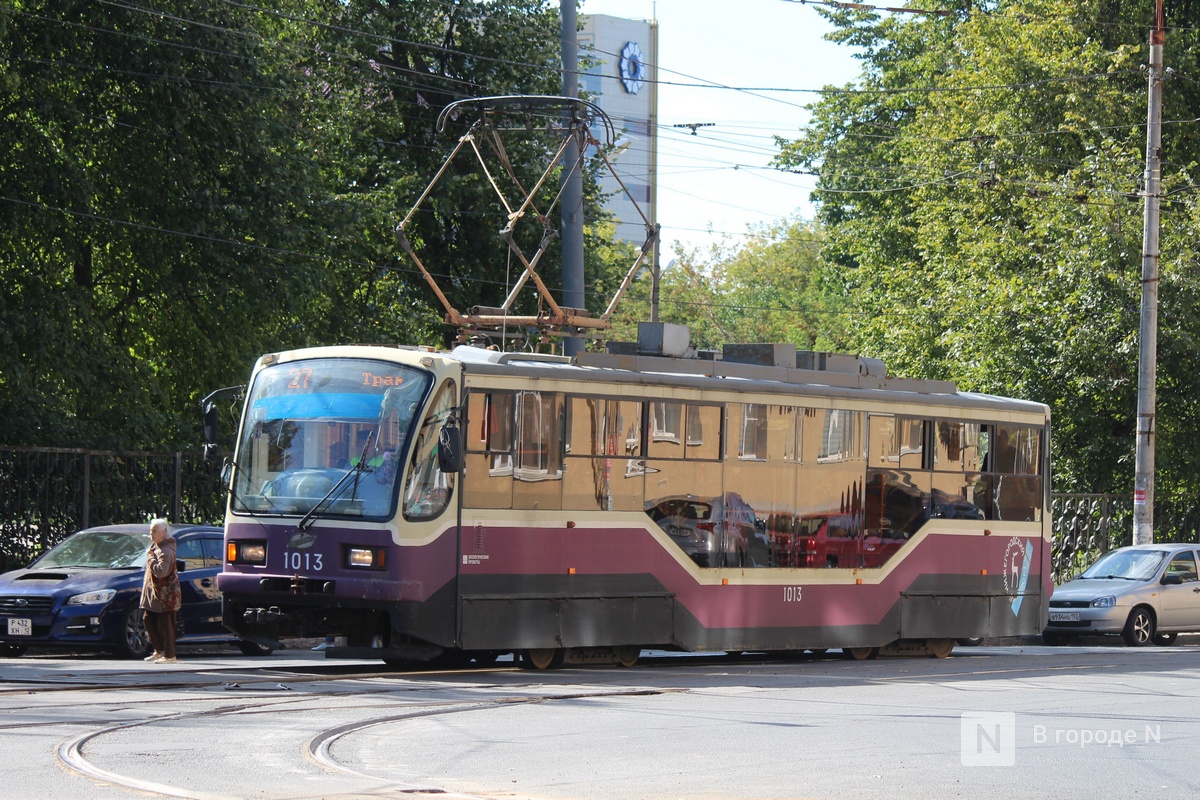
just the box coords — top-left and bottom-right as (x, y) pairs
(226, 458), (286, 515)
(296, 432), (374, 532)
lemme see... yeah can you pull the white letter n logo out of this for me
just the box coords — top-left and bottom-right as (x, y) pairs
(960, 712), (1016, 766)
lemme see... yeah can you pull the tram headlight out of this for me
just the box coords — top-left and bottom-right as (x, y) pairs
(228, 540), (267, 565)
(346, 547), (387, 570)
(1090, 596), (1116, 609)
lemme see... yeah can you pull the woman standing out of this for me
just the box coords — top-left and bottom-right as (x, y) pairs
(140, 518), (182, 663)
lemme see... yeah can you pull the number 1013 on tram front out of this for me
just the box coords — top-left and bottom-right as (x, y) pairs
(215, 324), (1050, 668)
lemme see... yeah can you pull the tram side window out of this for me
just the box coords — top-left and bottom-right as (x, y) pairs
(463, 391), (515, 509)
(738, 403), (769, 461)
(987, 424), (1043, 522)
(794, 408), (866, 569)
(931, 421), (987, 520)
(512, 391), (563, 510)
(864, 415), (930, 567)
(563, 396), (644, 512)
(725, 405), (799, 569)
(647, 402), (721, 461)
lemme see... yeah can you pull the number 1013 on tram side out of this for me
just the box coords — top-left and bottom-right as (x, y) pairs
(216, 324), (1050, 667)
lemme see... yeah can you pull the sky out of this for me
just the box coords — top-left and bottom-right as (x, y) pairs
(579, 0), (864, 255)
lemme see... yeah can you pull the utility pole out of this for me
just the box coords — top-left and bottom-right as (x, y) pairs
(1133, 0), (1165, 545)
(649, 19), (660, 323)
(560, 0), (585, 357)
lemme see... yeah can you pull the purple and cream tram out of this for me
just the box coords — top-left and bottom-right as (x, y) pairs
(217, 330), (1050, 667)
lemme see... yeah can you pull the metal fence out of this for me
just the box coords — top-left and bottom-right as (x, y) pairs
(0, 446), (1197, 582)
(0, 446), (227, 573)
(1051, 493), (1200, 582)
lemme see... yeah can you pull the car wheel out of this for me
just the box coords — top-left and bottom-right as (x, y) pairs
(0, 644), (27, 658)
(956, 637), (985, 646)
(1152, 632), (1178, 646)
(115, 606), (153, 659)
(237, 640), (274, 656)
(1121, 607), (1155, 647)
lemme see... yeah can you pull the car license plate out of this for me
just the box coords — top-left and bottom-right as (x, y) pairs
(1049, 612), (1080, 623)
(7, 618), (32, 636)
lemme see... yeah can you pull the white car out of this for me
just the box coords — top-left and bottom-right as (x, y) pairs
(1044, 543), (1200, 646)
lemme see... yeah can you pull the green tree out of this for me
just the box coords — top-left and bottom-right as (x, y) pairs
(610, 217), (849, 353)
(776, 0), (1200, 497)
(0, 0), (623, 449)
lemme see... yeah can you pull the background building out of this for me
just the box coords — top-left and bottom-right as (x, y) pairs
(579, 14), (658, 247)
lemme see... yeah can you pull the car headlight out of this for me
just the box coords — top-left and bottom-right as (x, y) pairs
(1090, 596), (1116, 608)
(67, 589), (116, 606)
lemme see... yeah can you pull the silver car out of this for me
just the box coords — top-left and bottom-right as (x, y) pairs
(1044, 543), (1200, 646)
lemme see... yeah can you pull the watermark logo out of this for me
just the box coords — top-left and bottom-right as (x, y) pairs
(961, 713), (1163, 767)
(961, 712), (1016, 766)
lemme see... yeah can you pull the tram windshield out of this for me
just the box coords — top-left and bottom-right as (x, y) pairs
(231, 358), (432, 518)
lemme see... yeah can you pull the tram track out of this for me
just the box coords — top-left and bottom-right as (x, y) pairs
(50, 679), (684, 800)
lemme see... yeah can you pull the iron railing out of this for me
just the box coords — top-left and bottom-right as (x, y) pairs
(0, 446), (1196, 583)
(1051, 493), (1200, 582)
(0, 446), (227, 573)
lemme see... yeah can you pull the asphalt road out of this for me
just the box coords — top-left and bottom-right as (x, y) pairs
(2, 641), (1198, 800)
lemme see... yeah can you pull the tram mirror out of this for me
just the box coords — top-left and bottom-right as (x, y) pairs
(203, 402), (218, 445)
(438, 420), (463, 473)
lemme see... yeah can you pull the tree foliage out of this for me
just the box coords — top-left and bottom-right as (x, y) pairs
(776, 0), (1200, 496)
(610, 217), (850, 352)
(0, 0), (623, 450)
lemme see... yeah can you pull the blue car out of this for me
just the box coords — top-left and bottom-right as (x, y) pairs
(0, 523), (272, 659)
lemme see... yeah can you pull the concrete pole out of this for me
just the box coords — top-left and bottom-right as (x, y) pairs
(561, 0), (585, 356)
(649, 20), (660, 323)
(1133, 2), (1164, 545)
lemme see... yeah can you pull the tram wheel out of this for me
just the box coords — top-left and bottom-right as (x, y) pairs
(614, 646), (640, 668)
(926, 639), (955, 659)
(520, 648), (565, 670)
(844, 647), (878, 661)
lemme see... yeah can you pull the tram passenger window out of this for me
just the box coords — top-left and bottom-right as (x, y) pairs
(992, 425), (1041, 475)
(563, 397), (644, 512)
(648, 403), (721, 461)
(863, 468), (930, 567)
(987, 424), (1043, 522)
(738, 403), (769, 461)
(463, 391), (514, 509)
(817, 409), (859, 462)
(869, 416), (925, 469)
(512, 391), (562, 510)
(934, 421), (984, 472)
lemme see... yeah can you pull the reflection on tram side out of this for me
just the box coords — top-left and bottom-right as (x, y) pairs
(461, 390), (1045, 570)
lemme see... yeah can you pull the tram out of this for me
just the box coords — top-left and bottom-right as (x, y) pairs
(215, 325), (1050, 666)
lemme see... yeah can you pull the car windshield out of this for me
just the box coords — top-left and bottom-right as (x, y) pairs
(35, 531), (150, 569)
(1080, 549), (1167, 581)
